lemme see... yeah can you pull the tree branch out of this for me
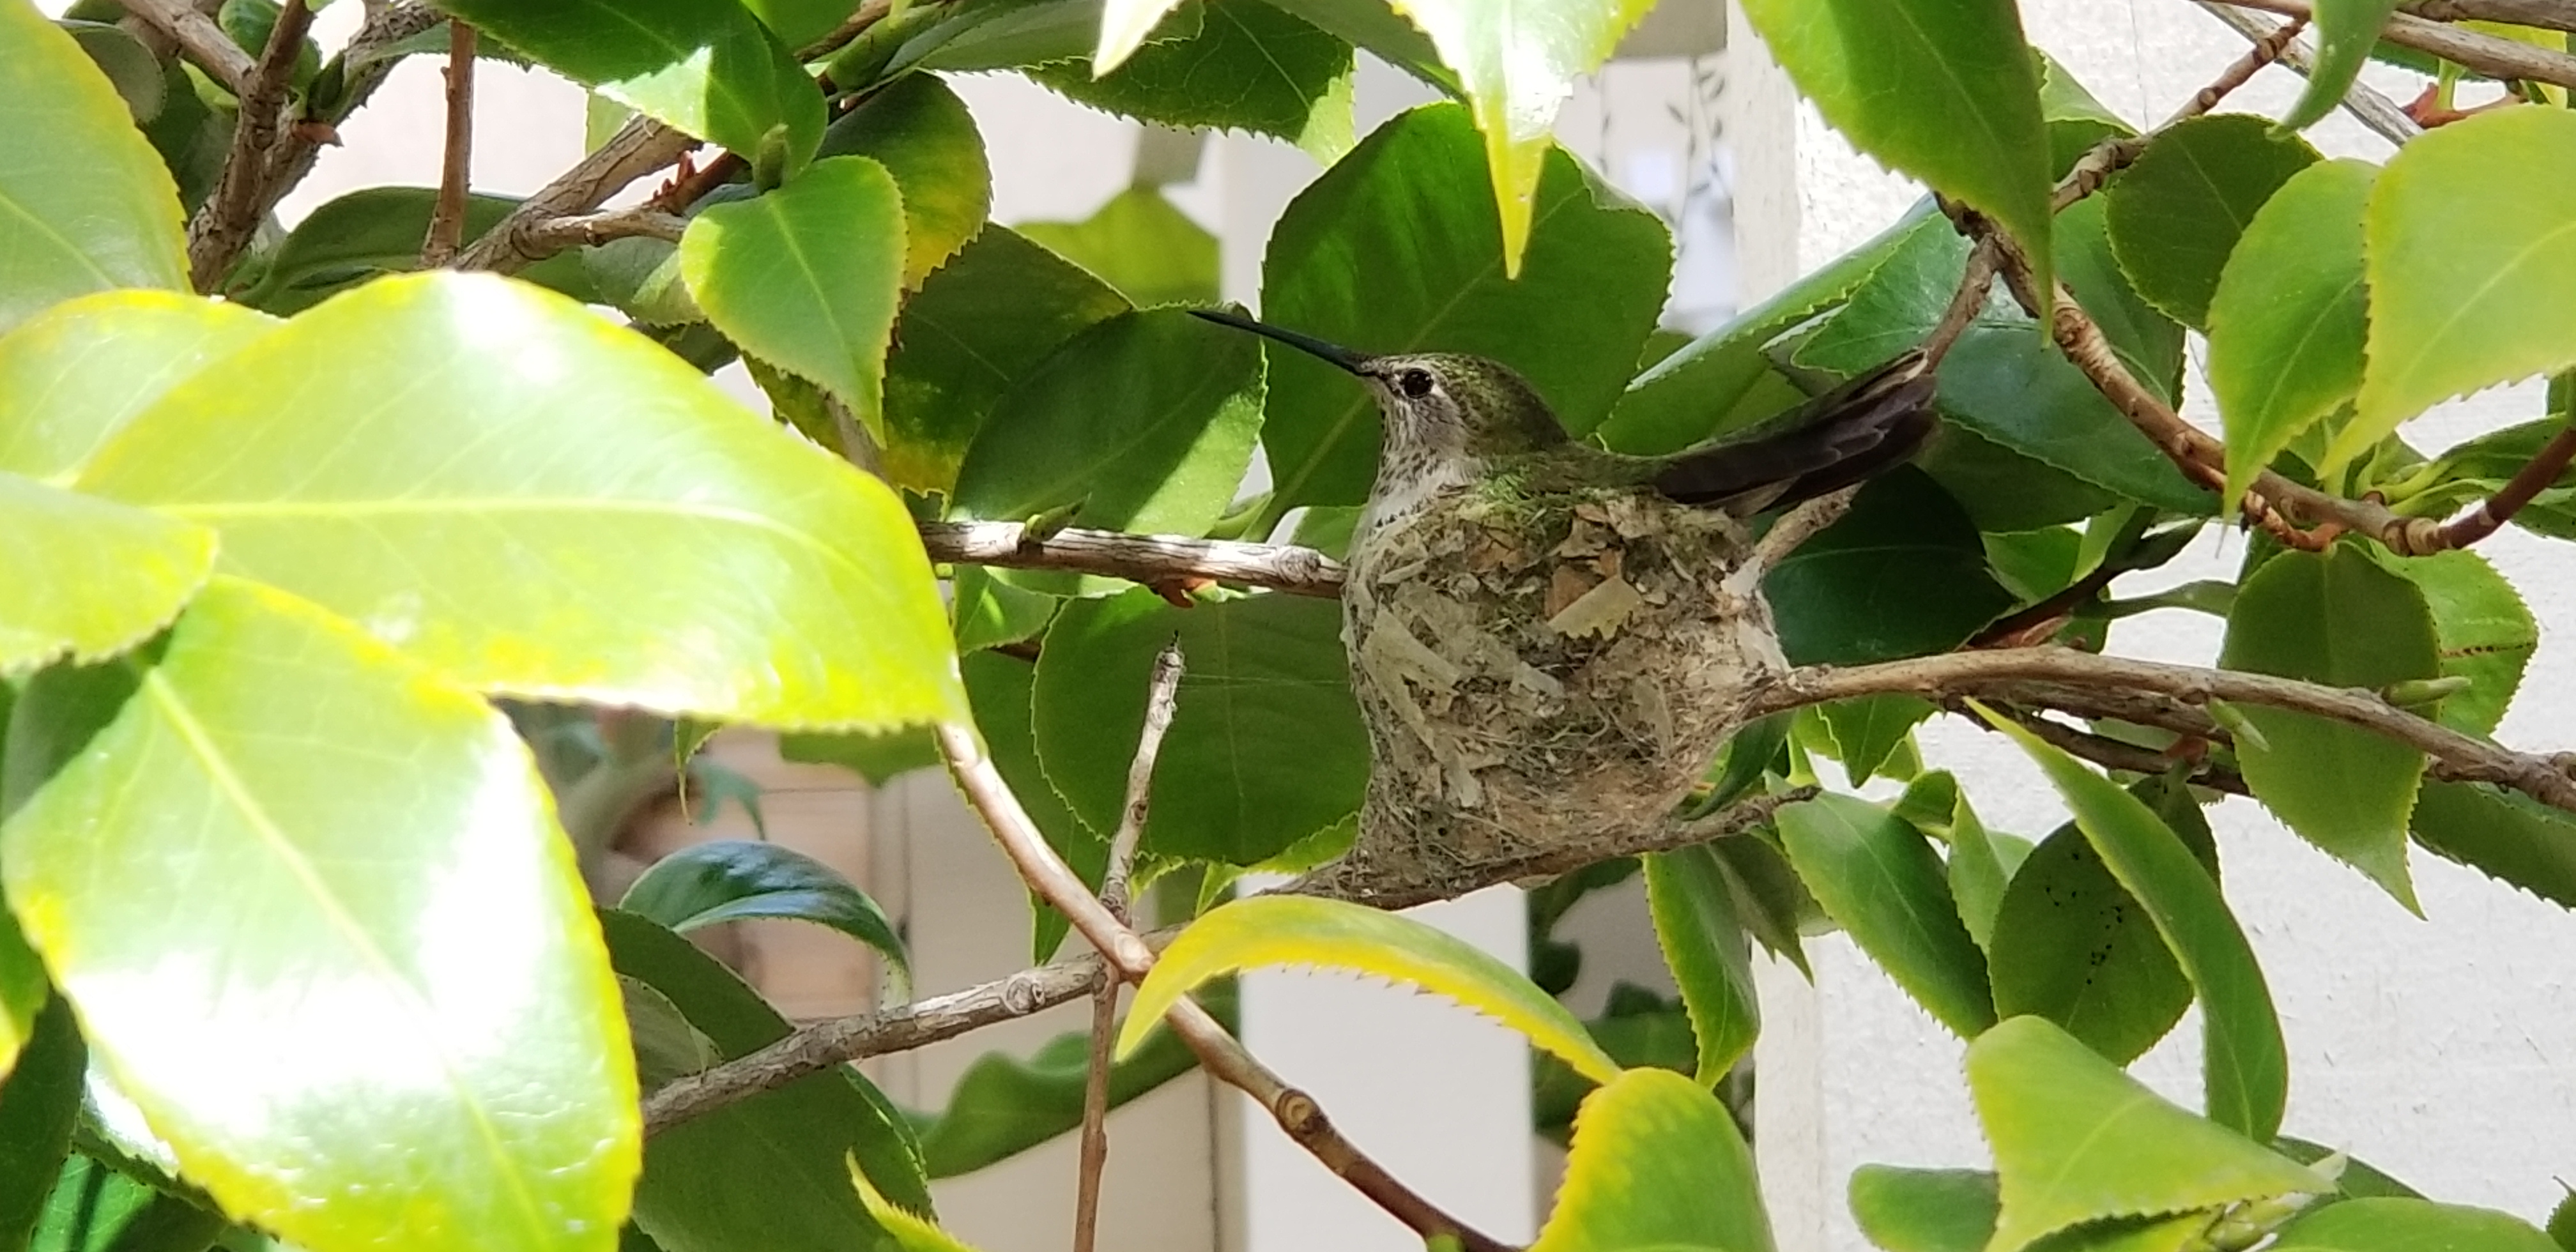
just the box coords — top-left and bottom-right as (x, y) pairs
(514, 208), (691, 255)
(453, 118), (700, 273)
(918, 521), (1346, 597)
(186, 0), (314, 290)
(419, 21), (478, 268)
(2223, 0), (2576, 87)
(2402, 0), (2576, 33)
(115, 0), (256, 93)
(2195, 3), (2423, 144)
(2437, 424), (2576, 549)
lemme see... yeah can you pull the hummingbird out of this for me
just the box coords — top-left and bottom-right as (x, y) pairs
(1192, 309), (1937, 901)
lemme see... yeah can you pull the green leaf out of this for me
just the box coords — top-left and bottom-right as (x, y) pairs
(1988, 818), (2195, 1066)
(2208, 159), (2373, 507)
(1033, 589), (1365, 864)
(962, 650), (1103, 963)
(739, 0), (851, 48)
(780, 724), (940, 786)
(813, 75), (992, 290)
(1116, 896), (1618, 1082)
(28, 1154), (226, 1252)
(1968, 1017), (2331, 1252)
(0, 291), (277, 482)
(233, 187), (599, 314)
(880, 227), (1130, 494)
(1818, 695), (1935, 786)
(682, 156), (907, 419)
(1043, 0), (1354, 159)
(1378, 0), (1656, 275)
(75, 271), (966, 731)
(1529, 1067), (1772, 1252)
(1094, 0), (1194, 67)
(2358, 108), (2576, 450)
(0, 999), (82, 1249)
(619, 840), (910, 996)
(1775, 793), (1995, 1037)
(599, 910), (933, 1246)
(1254, 0), (1454, 91)
(949, 309), (1263, 593)
(0, 473), (213, 679)
(431, 0), (822, 162)
(1736, 0), (2051, 302)
(1848, 1166), (1998, 1252)
(59, 20), (166, 125)
(1945, 790), (2022, 952)
(2410, 781), (2576, 910)
(888, 0), (1203, 75)
(2366, 547), (2534, 738)
(0, 906), (40, 1080)
(2037, 54), (2135, 178)
(1261, 103), (1669, 512)
(2281, 0), (2406, 131)
(2220, 545), (2435, 908)
(2103, 114), (2320, 329)
(1, 577), (637, 1252)
(917, 983), (1223, 1177)
(2271, 1198), (2560, 1252)
(1018, 186), (1220, 310)
(1979, 710), (2290, 1143)
(1764, 470), (2014, 666)
(0, 4), (185, 331)
(949, 566), (1059, 654)
(1643, 846), (1758, 1084)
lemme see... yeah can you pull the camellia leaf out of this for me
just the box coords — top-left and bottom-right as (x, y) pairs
(0, 577), (638, 1252)
(1528, 1068), (1773, 1252)
(1968, 1017), (2331, 1252)
(813, 75), (992, 290)
(881, 227), (1130, 494)
(1094, 0), (1195, 68)
(2220, 545), (2436, 909)
(1736, 0), (2052, 302)
(231, 187), (599, 315)
(0, 291), (277, 482)
(1032, 589), (1365, 865)
(961, 650), (1103, 963)
(2208, 159), (2373, 507)
(1115, 895), (1618, 1083)
(619, 840), (910, 996)
(0, 905), (42, 1080)
(916, 982), (1223, 1177)
(1848, 1166), (1998, 1252)
(1818, 694), (1934, 786)
(1018, 186), (1220, 310)
(2280, 0), (2405, 131)
(1775, 793), (1995, 1038)
(27, 1152), (228, 1252)
(1987, 816), (2195, 1066)
(1643, 845), (1758, 1085)
(2358, 108), (2576, 451)
(429, 0), (823, 163)
(1375, 0), (1657, 276)
(2103, 114), (2320, 330)
(0, 3), (185, 331)
(599, 911), (933, 1248)
(2366, 547), (2534, 738)
(75, 271), (965, 731)
(681, 156), (908, 420)
(1979, 708), (2290, 1143)
(0, 998), (81, 1248)
(0, 473), (214, 678)
(2410, 781), (2576, 910)
(2269, 1197), (2560, 1252)
(950, 310), (1263, 588)
(1260, 103), (1669, 515)
(1764, 470), (2014, 666)
(1045, 0), (1354, 160)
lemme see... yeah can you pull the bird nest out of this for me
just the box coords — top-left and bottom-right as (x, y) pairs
(1328, 483), (1789, 903)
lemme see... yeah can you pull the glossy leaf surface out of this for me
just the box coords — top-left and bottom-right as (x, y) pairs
(1776, 793), (1995, 1037)
(0, 291), (276, 481)
(681, 156), (907, 416)
(620, 841), (908, 995)
(2209, 159), (2373, 503)
(1528, 1068), (1772, 1252)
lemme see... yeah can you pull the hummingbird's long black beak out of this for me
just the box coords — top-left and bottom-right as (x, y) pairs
(1190, 308), (1372, 376)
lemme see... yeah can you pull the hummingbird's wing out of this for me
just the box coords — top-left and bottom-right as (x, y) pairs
(1646, 350), (1938, 515)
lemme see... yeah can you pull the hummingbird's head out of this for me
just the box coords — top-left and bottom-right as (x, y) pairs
(1190, 310), (1568, 461)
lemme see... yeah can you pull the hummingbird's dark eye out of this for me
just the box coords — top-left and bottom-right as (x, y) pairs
(1396, 368), (1436, 399)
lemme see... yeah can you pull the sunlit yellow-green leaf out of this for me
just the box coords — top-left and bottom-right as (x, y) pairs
(2271, 1196), (2560, 1252)
(813, 75), (992, 290)
(73, 271), (965, 731)
(1529, 1067), (1773, 1252)
(2209, 159), (2372, 505)
(0, 473), (213, 678)
(1116, 896), (1616, 1083)
(681, 156), (907, 419)
(0, 291), (277, 482)
(1970, 1018), (2329, 1252)
(851, 1161), (983, 1252)
(0, 3), (186, 331)
(1, 577), (638, 1252)
(1383, 0), (1658, 276)
(2357, 108), (2576, 447)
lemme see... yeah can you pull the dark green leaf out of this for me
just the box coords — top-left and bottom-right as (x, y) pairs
(1034, 590), (1365, 865)
(2281, 0), (2405, 130)
(1988, 820), (2193, 1065)
(1713, 835), (1814, 977)
(813, 75), (991, 290)
(2220, 545), (2436, 908)
(1818, 695), (1934, 786)
(1261, 103), (1669, 513)
(233, 187), (596, 313)
(620, 841), (908, 993)
(1018, 187), (1220, 310)
(2410, 781), (2576, 910)
(890, 0), (1202, 75)
(1040, 0), (1353, 158)
(0, 1000), (82, 1249)
(949, 567), (1059, 653)
(1643, 846), (1758, 1083)
(0, 6), (185, 330)
(2208, 160), (2373, 504)
(1850, 1166), (1998, 1252)
(739, 0), (850, 48)
(57, 21), (164, 123)
(2037, 54), (2133, 177)
(1252, 0), (1454, 91)
(1775, 793), (1994, 1037)
(2104, 114), (2320, 328)
(962, 651), (1103, 963)
(1764, 470), (2014, 666)
(29, 1154), (226, 1252)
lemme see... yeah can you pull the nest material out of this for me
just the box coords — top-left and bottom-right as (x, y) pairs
(1335, 484), (1786, 899)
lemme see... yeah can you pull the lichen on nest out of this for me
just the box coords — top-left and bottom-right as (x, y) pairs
(1337, 481), (1790, 895)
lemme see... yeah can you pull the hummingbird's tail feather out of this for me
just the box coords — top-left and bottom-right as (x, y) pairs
(1650, 349), (1938, 515)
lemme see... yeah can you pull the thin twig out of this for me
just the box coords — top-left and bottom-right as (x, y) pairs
(1072, 967), (1116, 1252)
(933, 722), (1512, 1252)
(454, 118), (700, 273)
(2196, 3), (2423, 144)
(2403, 0), (2576, 33)
(513, 208), (693, 256)
(919, 521), (1346, 597)
(187, 0), (314, 290)
(420, 21), (479, 268)
(2222, 0), (2576, 88)
(2439, 424), (2576, 548)
(114, 0), (255, 93)
(1922, 237), (2001, 363)
(2052, 18), (2303, 213)
(1985, 705), (2249, 797)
